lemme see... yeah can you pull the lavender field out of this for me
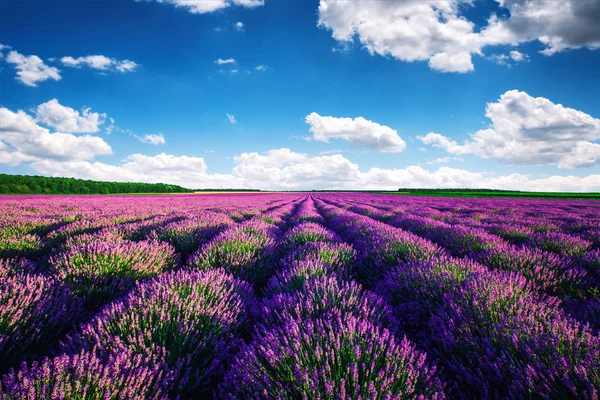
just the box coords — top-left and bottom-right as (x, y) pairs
(1, 193), (599, 399)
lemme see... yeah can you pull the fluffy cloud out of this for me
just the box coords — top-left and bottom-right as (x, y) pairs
(30, 147), (600, 191)
(305, 112), (406, 153)
(317, 0), (482, 73)
(5, 50), (61, 87)
(31, 153), (218, 188)
(317, 0), (600, 73)
(31, 153), (234, 189)
(215, 58), (236, 65)
(255, 64), (268, 71)
(482, 0), (600, 55)
(136, 134), (166, 145)
(61, 55), (138, 72)
(235, 148), (310, 168)
(418, 90), (600, 168)
(150, 0), (264, 14)
(509, 50), (526, 62)
(0, 141), (38, 166)
(35, 99), (107, 134)
(0, 107), (112, 163)
(234, 21), (244, 31)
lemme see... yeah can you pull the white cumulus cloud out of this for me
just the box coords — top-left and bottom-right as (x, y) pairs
(317, 0), (481, 73)
(5, 50), (61, 87)
(317, 0), (600, 73)
(481, 0), (600, 55)
(61, 55), (138, 72)
(418, 90), (600, 168)
(0, 106), (112, 163)
(305, 112), (406, 153)
(35, 99), (107, 134)
(12, 144), (600, 192)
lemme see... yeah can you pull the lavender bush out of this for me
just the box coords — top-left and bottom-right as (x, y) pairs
(218, 314), (446, 399)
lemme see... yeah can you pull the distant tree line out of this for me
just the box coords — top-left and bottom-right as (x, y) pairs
(0, 174), (194, 194)
(193, 189), (262, 192)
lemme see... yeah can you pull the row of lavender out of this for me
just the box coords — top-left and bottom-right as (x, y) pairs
(0, 194), (302, 398)
(1, 193), (599, 398)
(315, 193), (600, 398)
(320, 193), (600, 331)
(0, 194), (445, 398)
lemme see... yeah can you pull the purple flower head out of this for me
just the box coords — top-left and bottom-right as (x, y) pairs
(376, 256), (600, 398)
(218, 314), (446, 399)
(0, 233), (44, 259)
(478, 244), (592, 298)
(289, 198), (326, 225)
(49, 239), (179, 308)
(487, 223), (534, 245)
(255, 276), (397, 331)
(46, 218), (111, 244)
(61, 228), (124, 250)
(188, 222), (279, 284)
(62, 268), (254, 395)
(0, 258), (38, 278)
(580, 249), (600, 279)
(0, 349), (172, 399)
(149, 212), (233, 257)
(263, 258), (338, 297)
(529, 231), (592, 258)
(281, 222), (341, 251)
(281, 241), (357, 277)
(375, 257), (486, 332)
(564, 297), (600, 334)
(0, 272), (82, 370)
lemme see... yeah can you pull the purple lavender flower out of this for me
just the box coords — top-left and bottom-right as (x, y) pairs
(188, 221), (279, 284)
(218, 314), (446, 399)
(62, 268), (254, 395)
(263, 258), (338, 297)
(0, 258), (38, 278)
(61, 227), (124, 250)
(281, 222), (341, 250)
(529, 231), (592, 257)
(580, 249), (600, 279)
(0, 272), (82, 370)
(376, 257), (600, 398)
(478, 244), (591, 297)
(486, 223), (534, 244)
(46, 218), (111, 244)
(280, 241), (356, 277)
(149, 212), (233, 258)
(49, 239), (179, 308)
(289, 198), (327, 225)
(0, 349), (172, 399)
(0, 233), (44, 259)
(255, 276), (397, 331)
(563, 297), (600, 334)
(319, 204), (445, 285)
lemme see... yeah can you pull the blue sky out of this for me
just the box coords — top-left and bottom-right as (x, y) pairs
(1, 0), (599, 190)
